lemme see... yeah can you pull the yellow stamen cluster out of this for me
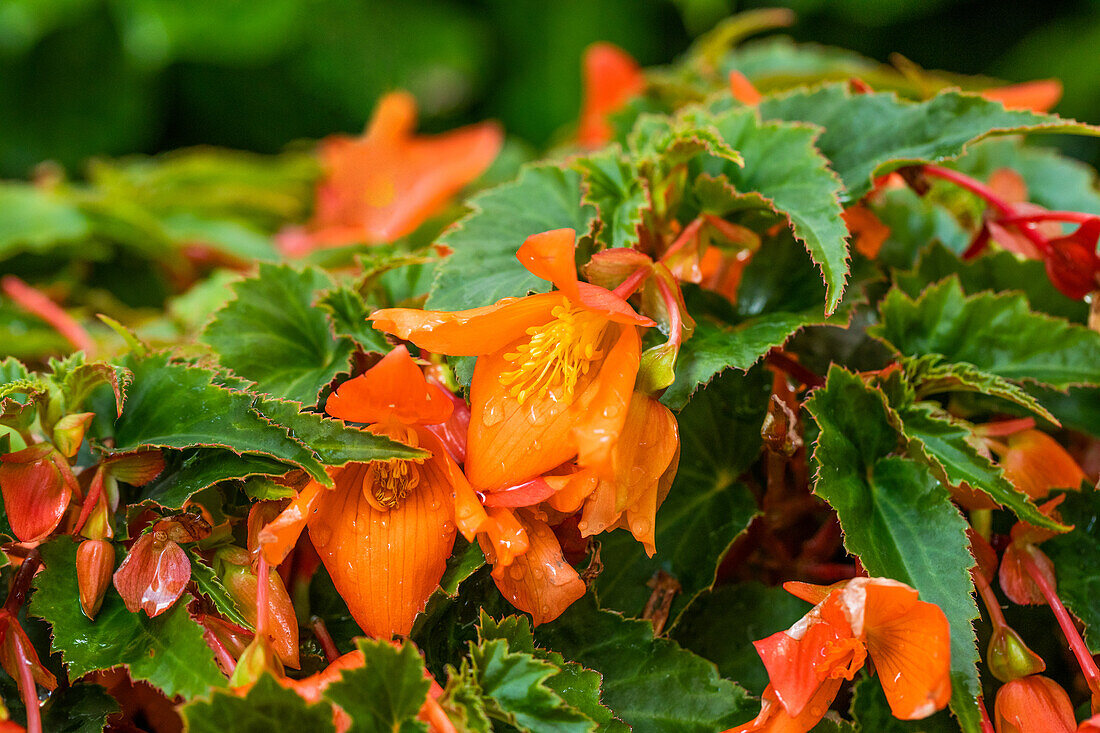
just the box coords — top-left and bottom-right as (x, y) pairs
(500, 304), (607, 404)
(365, 460), (419, 511)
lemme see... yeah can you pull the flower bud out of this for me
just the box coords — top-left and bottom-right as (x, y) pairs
(228, 635), (284, 690)
(1043, 218), (1100, 300)
(77, 539), (115, 619)
(52, 412), (94, 458)
(987, 626), (1046, 683)
(0, 444), (72, 543)
(219, 551), (300, 669)
(112, 532), (190, 617)
(994, 675), (1074, 733)
(999, 543), (1056, 606)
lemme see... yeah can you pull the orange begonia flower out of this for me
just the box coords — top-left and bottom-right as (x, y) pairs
(280, 91), (502, 255)
(577, 43), (646, 148)
(993, 675), (1076, 733)
(841, 205), (891, 260)
(729, 577), (951, 732)
(259, 347), (468, 639)
(371, 228), (655, 493)
(981, 80), (1063, 113)
(991, 430), (1086, 500)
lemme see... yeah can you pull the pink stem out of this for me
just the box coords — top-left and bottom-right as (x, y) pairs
(977, 695), (995, 733)
(1020, 549), (1100, 695)
(1, 275), (96, 356)
(922, 165), (1050, 255)
(256, 555), (270, 638)
(973, 570), (1007, 630)
(1000, 210), (1095, 226)
(11, 630), (42, 733)
(653, 275), (684, 348)
(310, 616), (340, 664)
(658, 215), (705, 263)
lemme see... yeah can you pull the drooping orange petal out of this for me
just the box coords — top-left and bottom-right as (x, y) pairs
(544, 469), (600, 514)
(283, 650), (366, 704)
(574, 282), (655, 327)
(364, 91), (418, 142)
(481, 506), (530, 568)
(781, 580), (839, 607)
(864, 597), (952, 719)
(996, 430), (1086, 500)
(325, 346), (453, 426)
(0, 444), (71, 543)
(112, 533), (190, 617)
(258, 480), (323, 567)
(982, 80), (1063, 113)
(729, 70), (762, 106)
(308, 454), (456, 639)
(572, 325), (641, 480)
(754, 621), (865, 718)
(517, 229), (581, 303)
(578, 42), (645, 148)
(487, 515), (585, 626)
(993, 676), (1075, 733)
(725, 679), (843, 733)
(370, 292), (563, 357)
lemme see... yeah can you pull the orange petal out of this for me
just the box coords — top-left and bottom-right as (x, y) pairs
(480, 505), (530, 568)
(364, 91), (418, 142)
(487, 515), (585, 625)
(112, 534), (190, 617)
(517, 229), (581, 303)
(724, 679), (843, 733)
(370, 292), (563, 357)
(572, 325), (641, 480)
(982, 80), (1063, 113)
(308, 457), (456, 638)
(258, 480), (323, 567)
(729, 70), (762, 106)
(754, 621), (864, 718)
(574, 282), (655, 327)
(997, 430), (1086, 500)
(782, 580), (838, 607)
(999, 542), (1054, 606)
(578, 42), (645, 148)
(842, 205), (890, 260)
(284, 650), (365, 704)
(994, 676), (1075, 733)
(864, 597), (952, 719)
(325, 346), (453, 426)
(0, 444), (72, 543)
(544, 469), (600, 514)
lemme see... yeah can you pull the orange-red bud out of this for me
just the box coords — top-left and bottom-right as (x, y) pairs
(999, 543), (1056, 606)
(76, 539), (115, 620)
(112, 532), (190, 617)
(993, 675), (1075, 733)
(0, 444), (72, 543)
(987, 626), (1046, 683)
(219, 552), (300, 669)
(51, 412), (94, 458)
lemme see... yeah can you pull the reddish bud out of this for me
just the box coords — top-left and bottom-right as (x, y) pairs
(76, 539), (115, 619)
(0, 444), (72, 543)
(993, 675), (1075, 733)
(112, 532), (190, 617)
(1000, 543), (1056, 606)
(1043, 218), (1100, 300)
(51, 412), (94, 458)
(103, 450), (166, 486)
(0, 610), (57, 694)
(987, 625), (1046, 683)
(969, 529), (999, 585)
(219, 552), (300, 669)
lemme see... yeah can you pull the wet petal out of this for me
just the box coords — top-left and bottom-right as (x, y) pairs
(572, 325), (641, 480)
(488, 515), (585, 626)
(0, 444), (72, 543)
(864, 598), (952, 719)
(754, 621), (864, 718)
(112, 533), (190, 617)
(309, 457), (456, 638)
(325, 346), (454, 426)
(221, 559), (301, 669)
(994, 676), (1075, 733)
(724, 679), (843, 733)
(371, 292), (562, 357)
(258, 480), (323, 567)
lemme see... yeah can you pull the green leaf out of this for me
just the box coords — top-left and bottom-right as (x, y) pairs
(189, 550), (253, 630)
(0, 183), (89, 257)
(49, 354), (132, 416)
(1043, 490), (1100, 654)
(40, 683), (121, 733)
(904, 357), (1058, 423)
(30, 537), (226, 699)
(759, 85), (1100, 202)
(181, 674), (335, 733)
(97, 353), (331, 485)
(870, 187), (970, 270)
(895, 242), (1087, 324)
(536, 595), (754, 733)
(138, 448), (294, 510)
(597, 368), (766, 621)
(203, 263), (355, 405)
(895, 401), (1064, 531)
(322, 639), (431, 733)
(317, 286), (391, 354)
(805, 367), (980, 732)
(575, 149), (648, 250)
(688, 107), (849, 313)
(670, 583), (809, 696)
(427, 164), (596, 312)
(871, 277), (1100, 389)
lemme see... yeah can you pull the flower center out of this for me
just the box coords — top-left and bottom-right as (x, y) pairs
(365, 460), (420, 510)
(499, 304), (607, 404)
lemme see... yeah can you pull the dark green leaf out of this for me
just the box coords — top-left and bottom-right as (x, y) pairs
(872, 277), (1100, 389)
(904, 357), (1057, 423)
(203, 264), (355, 405)
(40, 682), (121, 733)
(805, 367), (980, 732)
(30, 538), (226, 699)
(181, 674), (335, 733)
(317, 286), (391, 354)
(575, 149), (648, 250)
(323, 639), (431, 733)
(536, 595), (754, 733)
(759, 85), (1100, 202)
(1043, 490), (1100, 654)
(138, 448), (294, 509)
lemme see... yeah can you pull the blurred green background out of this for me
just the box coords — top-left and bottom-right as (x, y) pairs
(2, 0), (1098, 177)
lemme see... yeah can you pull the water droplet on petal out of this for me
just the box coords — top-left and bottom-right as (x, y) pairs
(310, 522), (332, 546)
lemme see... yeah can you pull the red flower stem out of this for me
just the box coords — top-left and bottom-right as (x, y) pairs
(921, 164), (1051, 254)
(765, 349), (825, 389)
(1, 275), (96, 356)
(977, 695), (995, 733)
(972, 570), (1007, 630)
(309, 616), (340, 664)
(73, 467), (105, 536)
(1020, 548), (1100, 694)
(12, 629), (42, 733)
(1000, 211), (1095, 225)
(202, 624), (238, 674)
(611, 267), (651, 300)
(659, 215), (705, 263)
(256, 555), (270, 639)
(653, 274), (684, 348)
(4, 549), (40, 615)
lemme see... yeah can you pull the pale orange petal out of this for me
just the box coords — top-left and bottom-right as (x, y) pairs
(729, 70), (762, 106)
(724, 679), (843, 733)
(982, 80), (1063, 113)
(572, 325), (641, 480)
(324, 345), (453, 426)
(998, 430), (1086, 500)
(370, 293), (563, 357)
(488, 515), (585, 625)
(865, 599), (952, 719)
(258, 479), (323, 567)
(544, 469), (600, 514)
(517, 229), (581, 303)
(578, 42), (645, 148)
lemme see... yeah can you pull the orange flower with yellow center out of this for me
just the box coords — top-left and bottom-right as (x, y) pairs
(279, 91), (502, 255)
(370, 227), (655, 493)
(257, 346), (475, 639)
